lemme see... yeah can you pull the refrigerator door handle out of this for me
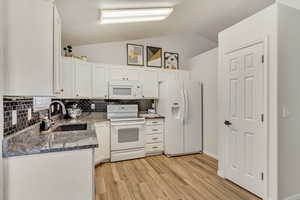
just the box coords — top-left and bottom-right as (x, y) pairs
(181, 88), (185, 124)
(184, 88), (189, 122)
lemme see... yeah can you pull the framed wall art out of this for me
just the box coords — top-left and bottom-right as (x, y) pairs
(127, 43), (144, 66)
(164, 52), (179, 70)
(147, 46), (162, 68)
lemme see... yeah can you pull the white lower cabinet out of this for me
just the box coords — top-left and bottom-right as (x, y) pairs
(145, 119), (164, 155)
(94, 121), (110, 165)
(4, 149), (94, 200)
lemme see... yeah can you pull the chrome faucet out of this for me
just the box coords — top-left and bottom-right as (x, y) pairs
(48, 100), (67, 120)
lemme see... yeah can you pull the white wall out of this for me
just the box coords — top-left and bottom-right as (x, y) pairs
(73, 33), (217, 70)
(188, 48), (218, 160)
(278, 4), (300, 200)
(277, 0), (300, 10)
(218, 4), (278, 200)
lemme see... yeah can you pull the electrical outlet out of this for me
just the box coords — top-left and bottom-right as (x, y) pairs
(28, 109), (32, 120)
(12, 110), (17, 125)
(91, 104), (95, 110)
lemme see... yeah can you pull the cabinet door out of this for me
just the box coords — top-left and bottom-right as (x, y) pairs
(126, 68), (141, 81)
(95, 122), (111, 164)
(61, 58), (75, 98)
(75, 61), (92, 97)
(109, 67), (125, 81)
(5, 0), (54, 96)
(141, 70), (159, 98)
(93, 64), (108, 99)
(53, 6), (62, 96)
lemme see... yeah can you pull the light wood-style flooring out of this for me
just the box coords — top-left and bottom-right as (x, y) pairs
(95, 154), (261, 200)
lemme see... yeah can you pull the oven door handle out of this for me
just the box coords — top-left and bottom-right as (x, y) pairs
(111, 121), (145, 126)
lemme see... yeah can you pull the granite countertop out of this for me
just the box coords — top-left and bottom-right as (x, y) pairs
(138, 113), (165, 119)
(3, 113), (109, 158)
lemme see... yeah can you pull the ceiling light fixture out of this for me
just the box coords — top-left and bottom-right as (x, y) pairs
(100, 8), (174, 24)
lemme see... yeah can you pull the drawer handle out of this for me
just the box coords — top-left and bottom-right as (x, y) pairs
(152, 146), (159, 149)
(152, 129), (159, 131)
(152, 138), (159, 140)
(152, 122), (158, 124)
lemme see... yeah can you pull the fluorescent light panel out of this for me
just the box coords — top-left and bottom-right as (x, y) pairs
(100, 8), (173, 24)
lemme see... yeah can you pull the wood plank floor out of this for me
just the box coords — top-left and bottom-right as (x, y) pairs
(95, 154), (261, 200)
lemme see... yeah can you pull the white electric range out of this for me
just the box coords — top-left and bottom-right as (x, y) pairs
(107, 104), (146, 162)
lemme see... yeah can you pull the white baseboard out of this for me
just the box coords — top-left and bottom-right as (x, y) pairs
(217, 170), (224, 178)
(284, 193), (300, 200)
(203, 151), (218, 160)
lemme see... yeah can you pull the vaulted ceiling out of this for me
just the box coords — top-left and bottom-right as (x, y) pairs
(56, 0), (275, 46)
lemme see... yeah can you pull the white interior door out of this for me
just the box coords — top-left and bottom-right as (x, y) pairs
(224, 42), (266, 198)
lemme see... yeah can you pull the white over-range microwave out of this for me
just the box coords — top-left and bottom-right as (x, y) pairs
(109, 80), (143, 99)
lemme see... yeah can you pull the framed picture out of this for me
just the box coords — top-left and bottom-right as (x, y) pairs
(127, 44), (144, 66)
(164, 52), (179, 70)
(147, 46), (162, 68)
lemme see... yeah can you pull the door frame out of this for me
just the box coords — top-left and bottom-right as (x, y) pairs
(223, 37), (269, 200)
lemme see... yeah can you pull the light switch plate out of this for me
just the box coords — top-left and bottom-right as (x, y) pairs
(91, 104), (95, 110)
(12, 110), (17, 125)
(28, 109), (32, 120)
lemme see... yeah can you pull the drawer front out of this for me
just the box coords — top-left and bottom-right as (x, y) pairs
(146, 125), (163, 134)
(146, 143), (163, 153)
(146, 134), (163, 144)
(145, 119), (163, 126)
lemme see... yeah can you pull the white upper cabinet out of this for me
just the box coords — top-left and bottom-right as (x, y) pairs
(75, 61), (92, 98)
(109, 67), (126, 81)
(126, 68), (141, 81)
(141, 70), (159, 99)
(53, 6), (62, 96)
(61, 58), (75, 98)
(5, 0), (54, 96)
(92, 64), (108, 99)
(61, 59), (189, 99)
(108, 66), (141, 81)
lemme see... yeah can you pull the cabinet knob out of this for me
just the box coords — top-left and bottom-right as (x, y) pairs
(60, 89), (64, 92)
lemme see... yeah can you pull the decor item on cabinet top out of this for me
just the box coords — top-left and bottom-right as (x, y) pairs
(127, 43), (144, 66)
(147, 46), (162, 68)
(63, 45), (73, 57)
(164, 52), (179, 70)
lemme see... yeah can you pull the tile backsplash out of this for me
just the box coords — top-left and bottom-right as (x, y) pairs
(53, 99), (155, 113)
(3, 97), (46, 136)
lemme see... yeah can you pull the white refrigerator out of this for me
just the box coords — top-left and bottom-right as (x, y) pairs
(158, 80), (202, 156)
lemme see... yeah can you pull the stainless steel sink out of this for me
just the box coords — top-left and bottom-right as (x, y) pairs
(53, 123), (88, 132)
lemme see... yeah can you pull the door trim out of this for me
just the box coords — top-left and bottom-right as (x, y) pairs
(223, 37), (269, 200)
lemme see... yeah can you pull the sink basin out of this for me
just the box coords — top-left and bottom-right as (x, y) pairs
(53, 123), (87, 132)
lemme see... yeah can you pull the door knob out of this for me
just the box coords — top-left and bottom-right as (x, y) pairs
(224, 120), (232, 126)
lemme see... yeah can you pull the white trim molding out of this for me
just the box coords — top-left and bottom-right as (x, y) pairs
(284, 193), (300, 200)
(217, 170), (224, 178)
(204, 151), (218, 160)
(277, 0), (300, 10)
